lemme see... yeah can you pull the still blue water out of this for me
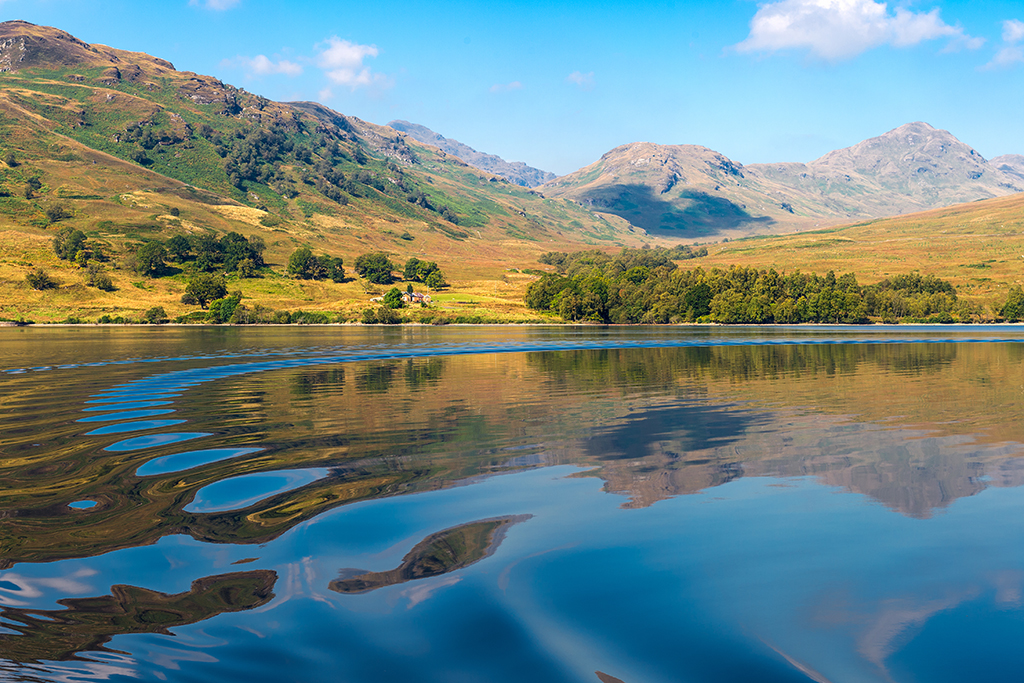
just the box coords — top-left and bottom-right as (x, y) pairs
(2, 325), (1024, 682)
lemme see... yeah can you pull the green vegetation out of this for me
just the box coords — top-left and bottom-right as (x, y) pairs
(287, 247), (344, 281)
(526, 248), (970, 324)
(181, 273), (227, 309)
(354, 252), (396, 284)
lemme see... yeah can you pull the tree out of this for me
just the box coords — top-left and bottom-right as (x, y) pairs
(5, 151), (18, 167)
(425, 269), (447, 291)
(181, 273), (227, 309)
(45, 204), (71, 224)
(53, 227), (86, 260)
(354, 252), (396, 284)
(86, 264), (115, 291)
(143, 307), (169, 324)
(166, 235), (191, 262)
(1002, 286), (1024, 322)
(383, 287), (405, 309)
(26, 268), (57, 290)
(288, 247), (319, 279)
(134, 241), (167, 277)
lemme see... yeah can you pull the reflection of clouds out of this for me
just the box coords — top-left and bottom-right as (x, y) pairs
(990, 570), (1024, 608)
(760, 640), (835, 683)
(855, 590), (978, 678)
(402, 575), (461, 609)
(250, 557), (333, 614)
(0, 568), (97, 606)
(0, 652), (139, 682)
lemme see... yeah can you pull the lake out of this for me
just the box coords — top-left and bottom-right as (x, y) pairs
(2, 325), (1024, 682)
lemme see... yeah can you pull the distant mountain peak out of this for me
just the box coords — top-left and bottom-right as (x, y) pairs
(542, 122), (1023, 239)
(387, 120), (555, 188)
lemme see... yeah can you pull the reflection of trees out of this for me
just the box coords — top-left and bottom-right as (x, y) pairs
(330, 516), (529, 594)
(403, 357), (446, 391)
(0, 570), (276, 663)
(1, 341), (1019, 567)
(290, 368), (345, 399)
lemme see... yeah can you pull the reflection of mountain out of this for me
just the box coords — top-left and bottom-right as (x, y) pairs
(330, 516), (530, 594)
(0, 570), (276, 662)
(6, 338), (1024, 566)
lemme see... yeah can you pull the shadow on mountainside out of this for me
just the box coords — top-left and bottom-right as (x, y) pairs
(577, 184), (774, 238)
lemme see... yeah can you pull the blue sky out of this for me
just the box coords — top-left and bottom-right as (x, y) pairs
(4, 0), (1024, 175)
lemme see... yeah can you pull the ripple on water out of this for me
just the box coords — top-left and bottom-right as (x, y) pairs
(85, 419), (186, 436)
(76, 409), (176, 423)
(82, 401), (174, 412)
(184, 468), (331, 513)
(104, 432), (212, 452)
(136, 447), (265, 477)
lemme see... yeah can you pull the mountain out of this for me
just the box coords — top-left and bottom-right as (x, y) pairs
(387, 120), (556, 188)
(542, 122), (1024, 239)
(0, 21), (642, 322)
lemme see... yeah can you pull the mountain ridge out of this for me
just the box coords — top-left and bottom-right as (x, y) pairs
(542, 122), (1024, 239)
(387, 120), (556, 188)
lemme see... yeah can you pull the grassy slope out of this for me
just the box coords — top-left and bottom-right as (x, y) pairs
(0, 26), (643, 322)
(695, 193), (1024, 316)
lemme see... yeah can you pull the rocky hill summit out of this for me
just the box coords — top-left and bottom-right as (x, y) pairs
(388, 120), (555, 188)
(543, 122), (1023, 238)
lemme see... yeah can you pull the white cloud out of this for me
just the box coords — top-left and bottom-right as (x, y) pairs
(981, 18), (1024, 69)
(189, 0), (241, 10)
(489, 81), (523, 93)
(1003, 19), (1024, 44)
(224, 55), (303, 77)
(566, 70), (595, 90)
(316, 36), (387, 89)
(735, 0), (979, 61)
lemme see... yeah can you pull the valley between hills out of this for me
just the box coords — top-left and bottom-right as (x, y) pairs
(1, 20), (1023, 324)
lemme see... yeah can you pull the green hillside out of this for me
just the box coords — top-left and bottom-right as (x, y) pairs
(0, 21), (642, 323)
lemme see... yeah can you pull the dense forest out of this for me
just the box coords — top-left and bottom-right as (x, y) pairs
(526, 248), (972, 324)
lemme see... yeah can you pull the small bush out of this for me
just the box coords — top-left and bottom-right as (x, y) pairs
(26, 268), (57, 290)
(143, 307), (169, 324)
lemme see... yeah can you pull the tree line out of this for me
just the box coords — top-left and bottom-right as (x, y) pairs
(526, 247), (971, 324)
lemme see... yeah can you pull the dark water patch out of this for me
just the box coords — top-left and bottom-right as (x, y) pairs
(0, 570), (277, 664)
(136, 447), (265, 477)
(84, 419), (186, 436)
(184, 468), (331, 513)
(331, 515), (531, 594)
(76, 409), (175, 423)
(104, 432), (212, 452)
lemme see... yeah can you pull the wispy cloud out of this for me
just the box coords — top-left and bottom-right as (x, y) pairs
(1004, 19), (1024, 44)
(316, 36), (388, 89)
(489, 81), (522, 93)
(189, 0), (241, 10)
(735, 0), (980, 61)
(982, 18), (1024, 69)
(222, 55), (303, 77)
(566, 70), (595, 90)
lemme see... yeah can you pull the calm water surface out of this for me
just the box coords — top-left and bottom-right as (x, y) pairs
(3, 325), (1024, 682)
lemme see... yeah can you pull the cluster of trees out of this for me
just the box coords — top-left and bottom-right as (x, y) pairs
(403, 257), (447, 290)
(538, 245), (708, 278)
(52, 227), (113, 289)
(1003, 286), (1024, 322)
(354, 253), (397, 284)
(158, 231), (266, 276)
(288, 248), (344, 281)
(526, 248), (967, 324)
(192, 116), (463, 225)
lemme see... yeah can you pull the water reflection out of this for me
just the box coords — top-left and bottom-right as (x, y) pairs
(0, 570), (276, 663)
(3, 327), (1024, 681)
(330, 515), (531, 594)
